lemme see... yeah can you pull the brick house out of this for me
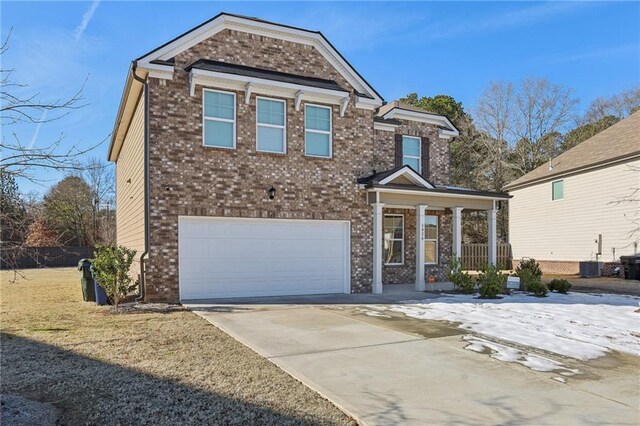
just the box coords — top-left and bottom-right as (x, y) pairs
(109, 13), (509, 302)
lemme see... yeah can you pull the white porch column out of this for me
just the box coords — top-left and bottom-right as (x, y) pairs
(372, 202), (384, 294)
(452, 207), (463, 261)
(488, 207), (497, 266)
(415, 204), (427, 291)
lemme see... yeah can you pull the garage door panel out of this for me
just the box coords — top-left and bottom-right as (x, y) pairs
(178, 217), (349, 300)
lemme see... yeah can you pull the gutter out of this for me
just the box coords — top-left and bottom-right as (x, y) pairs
(131, 61), (150, 303)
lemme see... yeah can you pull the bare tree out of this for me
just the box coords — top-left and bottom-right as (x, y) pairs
(583, 86), (640, 124)
(73, 157), (115, 244)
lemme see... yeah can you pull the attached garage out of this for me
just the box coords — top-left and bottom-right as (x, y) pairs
(178, 217), (351, 301)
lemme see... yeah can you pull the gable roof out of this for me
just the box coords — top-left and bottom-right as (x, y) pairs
(504, 110), (640, 191)
(376, 101), (459, 137)
(358, 165), (435, 188)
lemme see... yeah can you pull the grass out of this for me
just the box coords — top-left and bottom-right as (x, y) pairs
(0, 268), (355, 425)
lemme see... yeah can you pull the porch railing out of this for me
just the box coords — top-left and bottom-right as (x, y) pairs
(460, 243), (512, 271)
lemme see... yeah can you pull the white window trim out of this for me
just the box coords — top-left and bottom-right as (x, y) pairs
(256, 96), (287, 154)
(402, 135), (421, 171)
(424, 214), (438, 265)
(552, 179), (564, 201)
(304, 103), (333, 159)
(202, 88), (236, 149)
(384, 214), (404, 266)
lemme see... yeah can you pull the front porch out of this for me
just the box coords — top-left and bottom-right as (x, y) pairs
(360, 165), (510, 294)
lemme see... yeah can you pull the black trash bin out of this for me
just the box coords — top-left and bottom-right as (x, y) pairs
(78, 259), (96, 302)
(620, 255), (640, 281)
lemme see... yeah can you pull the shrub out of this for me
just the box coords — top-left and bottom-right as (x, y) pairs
(516, 258), (543, 291)
(447, 256), (476, 294)
(91, 245), (137, 308)
(527, 280), (548, 297)
(477, 264), (506, 299)
(548, 278), (571, 294)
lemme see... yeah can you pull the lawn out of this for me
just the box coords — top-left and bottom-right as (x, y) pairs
(0, 268), (354, 425)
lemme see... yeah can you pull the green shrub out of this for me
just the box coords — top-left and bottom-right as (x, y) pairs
(447, 256), (476, 294)
(548, 278), (571, 294)
(516, 258), (543, 291)
(477, 264), (506, 299)
(527, 280), (548, 297)
(91, 245), (137, 308)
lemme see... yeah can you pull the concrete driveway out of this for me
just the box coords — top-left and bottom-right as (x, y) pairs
(187, 289), (640, 425)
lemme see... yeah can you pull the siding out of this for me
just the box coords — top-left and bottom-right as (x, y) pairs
(509, 160), (640, 263)
(115, 94), (145, 278)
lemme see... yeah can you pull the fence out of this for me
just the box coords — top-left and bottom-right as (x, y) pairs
(1, 246), (95, 270)
(460, 243), (512, 271)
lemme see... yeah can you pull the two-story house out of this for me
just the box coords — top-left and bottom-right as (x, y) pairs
(109, 13), (510, 302)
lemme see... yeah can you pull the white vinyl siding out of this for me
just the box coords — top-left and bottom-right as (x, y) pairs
(424, 215), (438, 264)
(402, 136), (421, 171)
(509, 159), (640, 262)
(203, 89), (236, 148)
(383, 215), (404, 265)
(256, 97), (286, 153)
(305, 104), (332, 158)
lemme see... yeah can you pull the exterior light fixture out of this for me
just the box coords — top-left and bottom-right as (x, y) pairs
(268, 187), (276, 200)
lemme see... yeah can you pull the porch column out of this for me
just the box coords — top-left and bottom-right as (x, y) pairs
(415, 204), (427, 291)
(372, 202), (384, 294)
(488, 207), (497, 266)
(452, 207), (463, 261)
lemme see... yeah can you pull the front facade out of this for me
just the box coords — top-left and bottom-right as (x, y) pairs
(506, 112), (640, 274)
(110, 13), (508, 302)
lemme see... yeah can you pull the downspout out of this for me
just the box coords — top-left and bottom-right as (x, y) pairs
(132, 61), (149, 303)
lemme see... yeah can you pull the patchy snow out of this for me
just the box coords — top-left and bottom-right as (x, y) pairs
(462, 336), (581, 375)
(389, 292), (640, 360)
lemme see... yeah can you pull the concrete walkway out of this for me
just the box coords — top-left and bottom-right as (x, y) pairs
(187, 292), (639, 425)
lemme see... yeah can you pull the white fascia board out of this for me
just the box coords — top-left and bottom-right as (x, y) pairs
(383, 109), (459, 137)
(189, 68), (350, 105)
(370, 187), (507, 201)
(378, 167), (434, 189)
(373, 122), (399, 132)
(355, 95), (383, 110)
(136, 14), (383, 104)
(139, 62), (174, 80)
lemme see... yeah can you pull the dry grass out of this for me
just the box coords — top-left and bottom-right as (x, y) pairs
(0, 268), (355, 425)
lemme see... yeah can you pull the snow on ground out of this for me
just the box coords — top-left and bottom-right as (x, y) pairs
(385, 292), (640, 360)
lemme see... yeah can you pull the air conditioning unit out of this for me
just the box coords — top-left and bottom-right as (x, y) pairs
(579, 261), (603, 278)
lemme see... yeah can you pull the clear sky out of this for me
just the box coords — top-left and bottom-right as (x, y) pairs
(3, 1), (639, 195)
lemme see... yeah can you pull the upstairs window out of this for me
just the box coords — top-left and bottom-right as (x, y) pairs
(257, 97), (286, 153)
(203, 90), (235, 148)
(305, 105), (332, 158)
(424, 215), (438, 264)
(552, 180), (564, 201)
(402, 136), (421, 171)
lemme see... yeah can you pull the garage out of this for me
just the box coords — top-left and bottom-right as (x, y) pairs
(178, 216), (351, 300)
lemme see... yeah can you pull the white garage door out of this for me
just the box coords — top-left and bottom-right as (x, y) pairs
(178, 216), (350, 301)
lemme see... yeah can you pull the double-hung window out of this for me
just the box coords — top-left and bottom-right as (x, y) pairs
(383, 215), (404, 265)
(305, 105), (332, 158)
(203, 90), (235, 148)
(256, 97), (286, 153)
(424, 215), (438, 264)
(552, 180), (564, 201)
(402, 136), (421, 171)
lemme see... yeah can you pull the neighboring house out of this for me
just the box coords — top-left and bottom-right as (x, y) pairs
(109, 13), (509, 302)
(505, 111), (640, 274)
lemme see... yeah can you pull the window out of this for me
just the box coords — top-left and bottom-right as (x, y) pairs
(552, 180), (564, 201)
(383, 215), (404, 265)
(203, 90), (235, 148)
(402, 136), (421, 171)
(256, 97), (286, 153)
(305, 105), (332, 158)
(424, 215), (438, 264)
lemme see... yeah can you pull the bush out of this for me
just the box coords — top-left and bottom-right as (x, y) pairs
(447, 256), (476, 294)
(477, 264), (506, 299)
(548, 278), (572, 294)
(91, 245), (137, 308)
(527, 280), (548, 297)
(516, 258), (543, 291)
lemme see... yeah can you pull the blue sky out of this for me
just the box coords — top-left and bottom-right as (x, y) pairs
(3, 1), (639, 195)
